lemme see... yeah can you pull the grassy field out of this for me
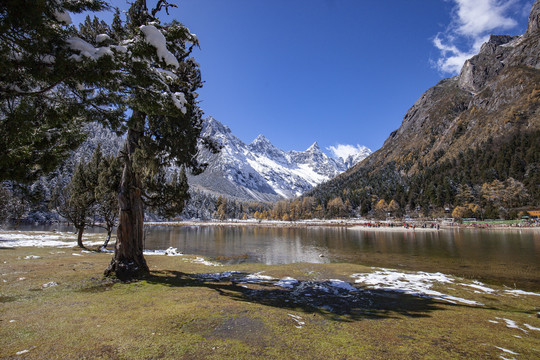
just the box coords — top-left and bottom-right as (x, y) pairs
(1, 246), (540, 359)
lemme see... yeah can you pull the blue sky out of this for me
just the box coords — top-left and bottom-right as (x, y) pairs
(74, 0), (533, 157)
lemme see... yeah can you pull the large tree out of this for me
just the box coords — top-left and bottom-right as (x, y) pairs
(0, 0), (125, 183)
(102, 0), (215, 279)
(1, 0), (212, 278)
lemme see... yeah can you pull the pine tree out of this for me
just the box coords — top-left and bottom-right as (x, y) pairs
(0, 0), (125, 183)
(52, 160), (97, 249)
(94, 154), (122, 250)
(103, 0), (215, 279)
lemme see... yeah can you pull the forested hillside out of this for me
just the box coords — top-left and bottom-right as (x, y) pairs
(303, 2), (540, 220)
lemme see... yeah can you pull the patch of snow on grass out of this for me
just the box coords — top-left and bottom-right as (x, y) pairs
(42, 281), (58, 288)
(187, 257), (223, 267)
(245, 272), (275, 281)
(524, 323), (540, 331)
(23, 255), (41, 260)
(143, 247), (183, 256)
(496, 318), (528, 333)
(328, 279), (357, 292)
(195, 271), (243, 282)
(351, 268), (483, 305)
(0, 231), (102, 248)
(288, 314), (305, 329)
(494, 346), (519, 355)
(505, 289), (540, 296)
(276, 277), (299, 289)
(15, 350), (30, 355)
(462, 280), (496, 293)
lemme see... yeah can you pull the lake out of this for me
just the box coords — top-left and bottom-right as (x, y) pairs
(144, 225), (540, 291)
(7, 224), (540, 291)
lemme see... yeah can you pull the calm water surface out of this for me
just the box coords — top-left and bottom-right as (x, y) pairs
(144, 225), (540, 290)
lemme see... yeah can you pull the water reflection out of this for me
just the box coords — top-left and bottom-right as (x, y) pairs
(145, 226), (330, 265)
(144, 226), (540, 290)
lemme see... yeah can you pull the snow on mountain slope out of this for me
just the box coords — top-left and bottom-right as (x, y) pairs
(188, 117), (371, 201)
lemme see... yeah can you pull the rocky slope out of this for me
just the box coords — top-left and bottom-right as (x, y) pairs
(308, 0), (540, 213)
(359, 1), (539, 175)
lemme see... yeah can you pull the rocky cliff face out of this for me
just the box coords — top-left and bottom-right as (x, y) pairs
(358, 0), (540, 176)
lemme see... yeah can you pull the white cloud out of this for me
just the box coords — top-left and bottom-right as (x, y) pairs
(433, 0), (521, 75)
(327, 144), (369, 160)
(454, 0), (518, 37)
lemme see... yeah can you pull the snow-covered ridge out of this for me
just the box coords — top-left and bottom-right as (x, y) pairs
(189, 117), (371, 201)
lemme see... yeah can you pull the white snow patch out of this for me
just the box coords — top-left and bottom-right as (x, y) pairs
(42, 281), (58, 288)
(328, 279), (357, 292)
(351, 268), (482, 305)
(54, 10), (72, 24)
(494, 346), (519, 355)
(112, 45), (128, 53)
(245, 272), (275, 281)
(165, 247), (182, 256)
(0, 231), (101, 248)
(188, 257), (222, 267)
(462, 280), (496, 293)
(196, 271), (243, 282)
(72, 253), (83, 257)
(16, 350), (30, 355)
(171, 92), (187, 114)
(524, 323), (540, 331)
(67, 37), (113, 61)
(505, 289), (540, 297)
(276, 277), (299, 289)
(139, 25), (179, 68)
(496, 318), (528, 333)
(288, 314), (305, 328)
(24, 255), (41, 260)
(143, 247), (183, 256)
(96, 34), (111, 43)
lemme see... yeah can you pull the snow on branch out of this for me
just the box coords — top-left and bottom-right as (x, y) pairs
(139, 24), (179, 68)
(54, 9), (73, 25)
(66, 37), (113, 61)
(171, 92), (187, 114)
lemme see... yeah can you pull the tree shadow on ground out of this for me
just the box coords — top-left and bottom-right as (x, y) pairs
(135, 270), (470, 322)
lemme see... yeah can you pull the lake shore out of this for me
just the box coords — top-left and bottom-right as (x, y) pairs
(145, 219), (540, 232)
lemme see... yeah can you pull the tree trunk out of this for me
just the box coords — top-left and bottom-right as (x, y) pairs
(104, 112), (149, 280)
(76, 226), (86, 249)
(101, 230), (112, 251)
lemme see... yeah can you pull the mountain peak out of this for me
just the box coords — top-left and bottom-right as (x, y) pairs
(251, 134), (272, 146)
(306, 142), (321, 153)
(204, 116), (231, 134)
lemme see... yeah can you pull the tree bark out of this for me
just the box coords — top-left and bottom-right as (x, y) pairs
(104, 111), (149, 280)
(101, 230), (112, 251)
(76, 226), (86, 249)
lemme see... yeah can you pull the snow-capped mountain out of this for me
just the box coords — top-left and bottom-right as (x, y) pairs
(188, 117), (371, 201)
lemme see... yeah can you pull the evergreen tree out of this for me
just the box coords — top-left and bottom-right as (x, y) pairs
(103, 0), (215, 279)
(52, 159), (97, 249)
(94, 153), (122, 250)
(0, 0), (125, 183)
